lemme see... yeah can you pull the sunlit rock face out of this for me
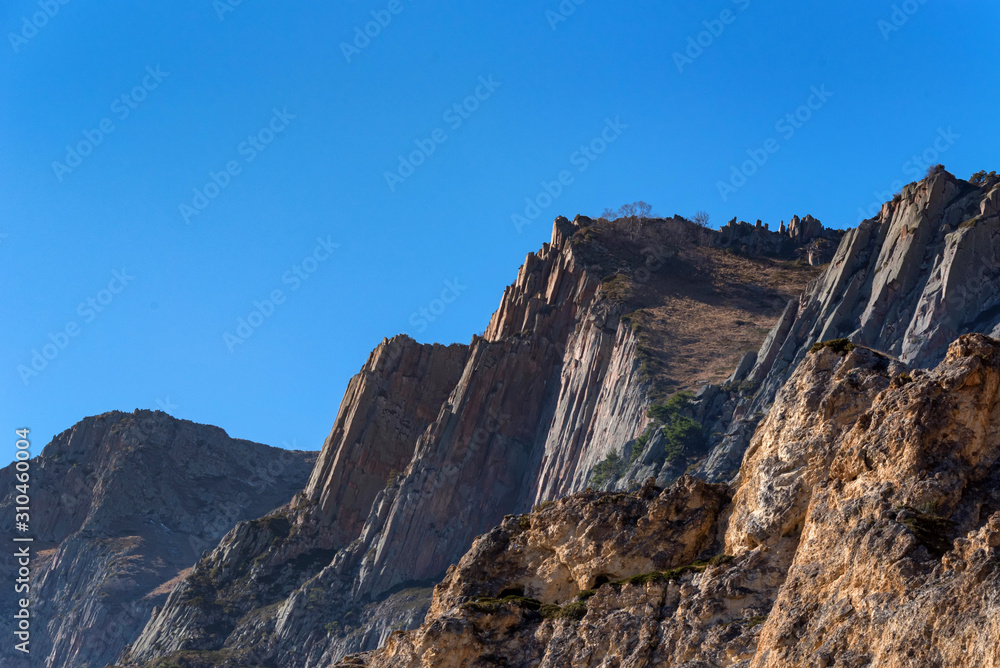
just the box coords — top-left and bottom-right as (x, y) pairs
(344, 335), (1000, 667)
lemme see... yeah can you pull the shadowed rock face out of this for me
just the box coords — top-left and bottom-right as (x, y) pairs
(0, 411), (315, 668)
(698, 170), (1000, 482)
(342, 335), (1000, 667)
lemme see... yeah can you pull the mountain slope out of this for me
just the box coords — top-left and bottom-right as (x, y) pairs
(0, 411), (315, 668)
(120, 214), (823, 667)
(342, 334), (1000, 667)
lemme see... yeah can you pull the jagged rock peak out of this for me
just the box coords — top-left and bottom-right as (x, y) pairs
(696, 167), (1000, 482)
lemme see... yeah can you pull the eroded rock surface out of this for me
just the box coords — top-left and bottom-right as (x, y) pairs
(342, 335), (1000, 667)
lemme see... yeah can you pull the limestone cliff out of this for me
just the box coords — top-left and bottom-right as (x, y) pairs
(341, 334), (1000, 667)
(0, 411), (315, 668)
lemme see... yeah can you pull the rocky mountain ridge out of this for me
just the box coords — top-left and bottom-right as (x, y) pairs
(0, 411), (315, 668)
(24, 168), (1000, 667)
(119, 213), (821, 667)
(696, 168), (1000, 482)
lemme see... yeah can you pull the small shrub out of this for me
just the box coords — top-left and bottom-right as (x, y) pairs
(607, 554), (734, 591)
(970, 170), (997, 187)
(465, 594), (542, 614)
(662, 416), (705, 466)
(590, 450), (626, 487)
(810, 338), (856, 355)
(897, 506), (953, 558)
(600, 273), (633, 302)
(555, 601), (588, 620)
(647, 390), (694, 419)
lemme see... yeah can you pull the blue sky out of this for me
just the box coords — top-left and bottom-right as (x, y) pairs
(3, 1), (997, 455)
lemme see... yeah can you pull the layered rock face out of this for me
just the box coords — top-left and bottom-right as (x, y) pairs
(300, 337), (471, 548)
(0, 411), (315, 668)
(122, 216), (816, 667)
(343, 334), (1000, 667)
(699, 170), (1000, 482)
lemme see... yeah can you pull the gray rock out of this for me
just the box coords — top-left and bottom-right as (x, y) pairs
(695, 169), (1000, 482)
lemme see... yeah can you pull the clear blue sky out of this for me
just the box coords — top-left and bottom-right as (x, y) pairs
(3, 1), (998, 455)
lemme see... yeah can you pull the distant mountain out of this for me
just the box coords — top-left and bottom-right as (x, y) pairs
(0, 410), (315, 668)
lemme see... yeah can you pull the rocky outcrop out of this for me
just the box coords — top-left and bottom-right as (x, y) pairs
(0, 411), (315, 668)
(300, 336), (470, 548)
(716, 214), (841, 265)
(342, 334), (1000, 667)
(698, 170), (1000, 482)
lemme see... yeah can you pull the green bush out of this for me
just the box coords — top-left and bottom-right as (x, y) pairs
(608, 554), (733, 590)
(646, 391), (694, 422)
(465, 594), (588, 622)
(591, 389), (706, 486)
(662, 416), (705, 465)
(897, 506), (953, 558)
(970, 170), (997, 186)
(600, 273), (633, 302)
(591, 450), (626, 487)
(553, 601), (588, 620)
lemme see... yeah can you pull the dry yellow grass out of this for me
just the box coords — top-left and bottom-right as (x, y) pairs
(574, 216), (823, 396)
